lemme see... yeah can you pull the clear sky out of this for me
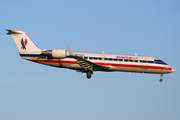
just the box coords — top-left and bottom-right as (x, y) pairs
(1, 0), (180, 120)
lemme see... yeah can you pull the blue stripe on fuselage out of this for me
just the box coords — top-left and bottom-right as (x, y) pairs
(19, 54), (167, 65)
(20, 54), (39, 57)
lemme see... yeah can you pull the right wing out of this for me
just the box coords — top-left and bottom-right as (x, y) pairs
(67, 47), (109, 71)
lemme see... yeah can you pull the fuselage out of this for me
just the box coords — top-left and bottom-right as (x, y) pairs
(6, 29), (175, 80)
(20, 51), (175, 74)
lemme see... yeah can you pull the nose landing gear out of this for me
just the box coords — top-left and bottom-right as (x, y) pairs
(159, 74), (163, 82)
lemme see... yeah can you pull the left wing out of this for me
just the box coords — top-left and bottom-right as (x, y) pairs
(67, 47), (108, 71)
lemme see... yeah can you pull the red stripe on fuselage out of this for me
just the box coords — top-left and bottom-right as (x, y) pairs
(27, 59), (172, 71)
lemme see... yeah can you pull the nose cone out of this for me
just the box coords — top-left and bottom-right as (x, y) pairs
(172, 68), (176, 72)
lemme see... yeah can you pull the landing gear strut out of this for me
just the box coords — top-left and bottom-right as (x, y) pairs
(159, 74), (163, 82)
(86, 71), (93, 79)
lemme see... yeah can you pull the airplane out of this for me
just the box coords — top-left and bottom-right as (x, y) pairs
(6, 29), (175, 82)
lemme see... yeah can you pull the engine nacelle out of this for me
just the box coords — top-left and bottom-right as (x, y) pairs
(41, 49), (67, 58)
(52, 49), (67, 58)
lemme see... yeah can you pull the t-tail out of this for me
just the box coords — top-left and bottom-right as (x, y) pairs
(6, 29), (41, 52)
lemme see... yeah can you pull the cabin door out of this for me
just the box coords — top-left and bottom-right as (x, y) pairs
(101, 55), (105, 63)
(101, 52), (105, 63)
(142, 61), (148, 69)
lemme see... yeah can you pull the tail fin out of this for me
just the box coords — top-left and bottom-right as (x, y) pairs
(6, 29), (41, 52)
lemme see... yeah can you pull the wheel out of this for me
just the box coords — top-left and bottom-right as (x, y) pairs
(87, 75), (91, 79)
(159, 78), (163, 82)
(87, 71), (91, 76)
(86, 71), (92, 79)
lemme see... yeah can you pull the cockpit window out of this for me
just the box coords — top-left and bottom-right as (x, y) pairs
(154, 59), (167, 65)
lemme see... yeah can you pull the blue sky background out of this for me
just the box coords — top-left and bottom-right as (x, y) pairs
(1, 0), (180, 120)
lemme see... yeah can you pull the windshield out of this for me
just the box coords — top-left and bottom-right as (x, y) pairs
(154, 59), (167, 65)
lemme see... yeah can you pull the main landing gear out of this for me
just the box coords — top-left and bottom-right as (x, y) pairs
(86, 71), (93, 79)
(159, 74), (163, 82)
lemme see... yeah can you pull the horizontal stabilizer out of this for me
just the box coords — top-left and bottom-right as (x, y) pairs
(6, 29), (22, 35)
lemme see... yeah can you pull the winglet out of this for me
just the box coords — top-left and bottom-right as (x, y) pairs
(67, 46), (74, 56)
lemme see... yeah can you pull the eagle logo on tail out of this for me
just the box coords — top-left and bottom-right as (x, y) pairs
(21, 38), (28, 49)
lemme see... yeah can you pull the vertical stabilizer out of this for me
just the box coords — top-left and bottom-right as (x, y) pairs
(6, 29), (40, 52)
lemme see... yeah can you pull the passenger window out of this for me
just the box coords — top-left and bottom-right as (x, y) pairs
(114, 59), (118, 61)
(140, 60), (147, 63)
(143, 60), (147, 63)
(134, 60), (138, 62)
(89, 57), (93, 60)
(118, 59), (123, 61)
(124, 59), (128, 62)
(148, 61), (154, 63)
(109, 58), (112, 61)
(129, 60), (133, 62)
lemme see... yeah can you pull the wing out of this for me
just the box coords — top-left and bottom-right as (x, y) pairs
(67, 47), (108, 71)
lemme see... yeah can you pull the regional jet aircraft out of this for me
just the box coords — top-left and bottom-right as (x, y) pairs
(6, 29), (175, 82)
